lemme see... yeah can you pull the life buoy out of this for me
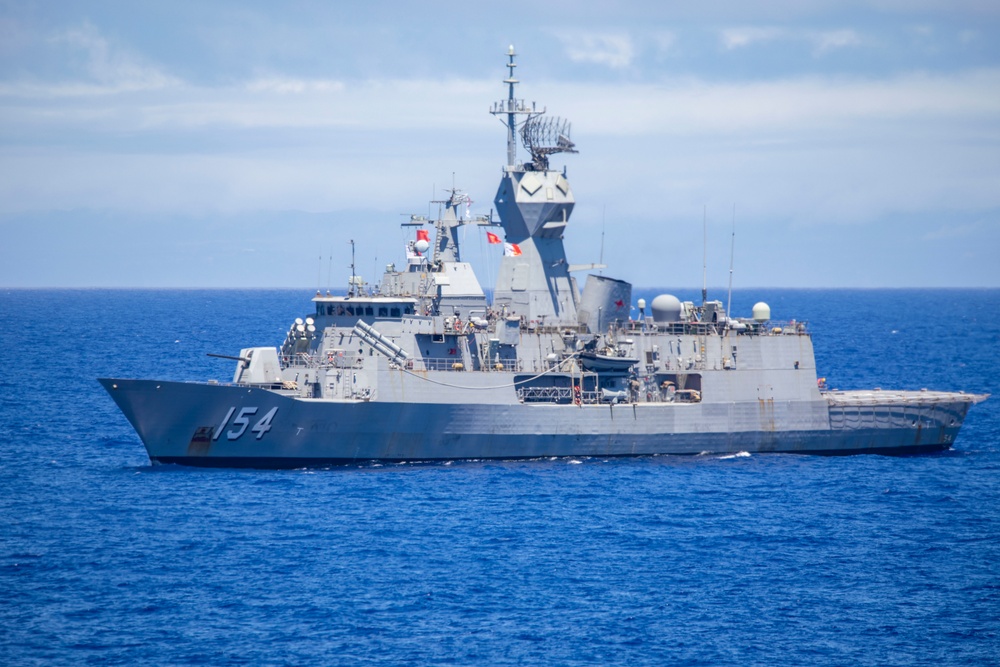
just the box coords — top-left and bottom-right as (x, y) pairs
(453, 319), (462, 332)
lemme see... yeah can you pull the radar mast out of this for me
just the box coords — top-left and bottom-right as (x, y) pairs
(489, 45), (577, 171)
(490, 46), (537, 169)
(489, 47), (582, 325)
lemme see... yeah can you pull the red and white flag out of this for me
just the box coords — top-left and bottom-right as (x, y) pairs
(504, 242), (522, 257)
(486, 231), (501, 245)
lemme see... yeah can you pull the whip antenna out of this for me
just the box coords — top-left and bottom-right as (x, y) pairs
(727, 204), (736, 324)
(702, 205), (708, 305)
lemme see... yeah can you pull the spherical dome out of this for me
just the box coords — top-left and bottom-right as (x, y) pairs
(651, 294), (682, 323)
(414, 239), (430, 254)
(752, 302), (771, 322)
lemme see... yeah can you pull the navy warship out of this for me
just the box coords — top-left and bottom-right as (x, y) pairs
(101, 48), (987, 467)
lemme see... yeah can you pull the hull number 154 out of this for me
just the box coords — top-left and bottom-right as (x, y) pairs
(213, 406), (278, 441)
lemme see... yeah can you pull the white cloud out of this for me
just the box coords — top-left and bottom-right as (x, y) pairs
(17, 66), (996, 139)
(958, 29), (979, 44)
(0, 76), (496, 132)
(651, 31), (678, 54)
(720, 26), (863, 54)
(2, 4), (998, 287)
(3, 67), (997, 241)
(5, 56), (998, 148)
(557, 32), (635, 69)
(1, 19), (998, 286)
(720, 27), (785, 50)
(49, 22), (180, 93)
(554, 69), (1000, 137)
(812, 29), (862, 54)
(920, 218), (994, 241)
(245, 78), (345, 94)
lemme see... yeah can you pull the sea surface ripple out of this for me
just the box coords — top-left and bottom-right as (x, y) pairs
(1, 288), (998, 666)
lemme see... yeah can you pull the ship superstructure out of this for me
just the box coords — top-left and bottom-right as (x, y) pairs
(101, 47), (987, 467)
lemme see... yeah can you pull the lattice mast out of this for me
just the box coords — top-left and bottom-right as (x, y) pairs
(490, 46), (577, 170)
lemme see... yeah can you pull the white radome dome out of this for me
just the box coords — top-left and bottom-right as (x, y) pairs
(651, 294), (682, 323)
(752, 302), (771, 322)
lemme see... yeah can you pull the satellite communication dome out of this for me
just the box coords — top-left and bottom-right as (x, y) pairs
(651, 294), (682, 323)
(752, 302), (771, 322)
(414, 239), (430, 254)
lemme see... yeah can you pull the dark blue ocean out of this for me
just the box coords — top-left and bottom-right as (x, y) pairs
(1, 288), (998, 666)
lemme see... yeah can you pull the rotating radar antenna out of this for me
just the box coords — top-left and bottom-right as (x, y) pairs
(521, 115), (577, 171)
(490, 45), (579, 171)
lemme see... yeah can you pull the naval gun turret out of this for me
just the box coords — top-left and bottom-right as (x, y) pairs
(489, 46), (592, 328)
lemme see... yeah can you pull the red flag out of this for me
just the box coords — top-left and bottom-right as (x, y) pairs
(615, 299), (624, 308)
(416, 229), (430, 242)
(486, 231), (501, 244)
(504, 242), (522, 257)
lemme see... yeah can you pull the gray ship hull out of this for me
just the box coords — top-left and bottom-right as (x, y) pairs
(100, 378), (979, 468)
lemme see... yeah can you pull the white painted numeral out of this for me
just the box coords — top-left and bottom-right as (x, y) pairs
(252, 407), (278, 440)
(214, 406), (279, 441)
(213, 407), (236, 441)
(227, 407), (258, 440)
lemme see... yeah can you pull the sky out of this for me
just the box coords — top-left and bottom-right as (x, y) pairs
(1, 0), (999, 289)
